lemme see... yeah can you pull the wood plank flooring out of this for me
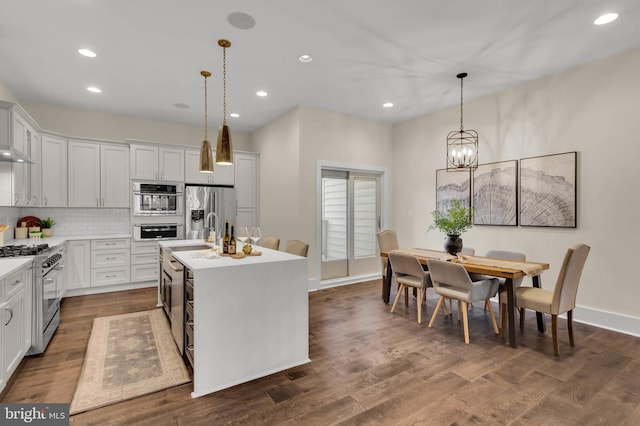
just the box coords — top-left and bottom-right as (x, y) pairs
(3, 280), (640, 425)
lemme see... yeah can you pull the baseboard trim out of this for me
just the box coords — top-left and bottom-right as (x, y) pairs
(64, 281), (156, 298)
(316, 273), (381, 291)
(571, 306), (640, 338)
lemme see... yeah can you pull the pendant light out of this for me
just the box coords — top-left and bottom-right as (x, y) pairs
(446, 72), (478, 171)
(216, 39), (233, 165)
(199, 70), (214, 173)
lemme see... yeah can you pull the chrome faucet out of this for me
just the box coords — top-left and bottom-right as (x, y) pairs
(205, 212), (219, 243)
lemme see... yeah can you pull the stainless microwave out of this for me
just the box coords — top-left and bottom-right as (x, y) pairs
(132, 182), (183, 216)
(133, 223), (183, 241)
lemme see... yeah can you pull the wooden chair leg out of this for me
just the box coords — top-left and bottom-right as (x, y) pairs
(391, 284), (405, 313)
(417, 288), (422, 324)
(461, 301), (470, 344)
(552, 314), (559, 356)
(486, 299), (499, 334)
(567, 310), (575, 346)
(428, 296), (445, 327)
(519, 307), (525, 330)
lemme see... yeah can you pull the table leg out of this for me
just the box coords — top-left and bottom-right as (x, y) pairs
(382, 258), (392, 304)
(532, 275), (546, 333)
(505, 278), (518, 348)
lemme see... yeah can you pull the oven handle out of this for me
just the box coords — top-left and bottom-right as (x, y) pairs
(133, 192), (183, 196)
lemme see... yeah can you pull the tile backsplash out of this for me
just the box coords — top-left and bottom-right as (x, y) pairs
(4, 207), (130, 236)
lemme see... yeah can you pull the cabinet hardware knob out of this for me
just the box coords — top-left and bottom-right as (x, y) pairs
(4, 307), (13, 326)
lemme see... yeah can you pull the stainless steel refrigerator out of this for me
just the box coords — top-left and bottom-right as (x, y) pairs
(184, 185), (236, 241)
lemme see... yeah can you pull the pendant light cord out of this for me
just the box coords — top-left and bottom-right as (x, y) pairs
(459, 75), (464, 132)
(222, 47), (227, 126)
(204, 73), (209, 140)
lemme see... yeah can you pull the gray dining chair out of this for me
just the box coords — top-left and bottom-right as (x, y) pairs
(461, 247), (475, 256)
(388, 252), (433, 324)
(514, 243), (590, 355)
(484, 250), (527, 329)
(261, 236), (280, 251)
(377, 230), (399, 278)
(285, 240), (309, 257)
(427, 259), (499, 344)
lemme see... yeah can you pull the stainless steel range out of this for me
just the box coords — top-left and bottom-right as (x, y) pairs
(0, 243), (65, 355)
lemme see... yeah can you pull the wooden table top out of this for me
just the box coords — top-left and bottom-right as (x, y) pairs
(381, 248), (550, 279)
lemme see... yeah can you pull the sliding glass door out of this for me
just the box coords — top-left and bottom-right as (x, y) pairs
(321, 169), (381, 280)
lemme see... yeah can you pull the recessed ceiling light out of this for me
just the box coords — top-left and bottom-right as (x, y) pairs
(87, 86), (102, 93)
(383, 102), (394, 108)
(256, 90), (268, 97)
(78, 49), (97, 58)
(298, 54), (312, 63)
(594, 12), (618, 25)
(230, 113), (240, 118)
(2, 152), (10, 156)
(173, 103), (190, 109)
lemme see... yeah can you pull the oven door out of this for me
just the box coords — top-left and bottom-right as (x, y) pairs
(133, 182), (183, 216)
(42, 265), (62, 331)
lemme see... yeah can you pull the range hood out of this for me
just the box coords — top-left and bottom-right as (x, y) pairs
(0, 144), (34, 164)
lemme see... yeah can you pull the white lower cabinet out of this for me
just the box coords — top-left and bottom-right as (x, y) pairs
(90, 239), (130, 286)
(1, 262), (31, 394)
(67, 240), (91, 290)
(131, 242), (160, 283)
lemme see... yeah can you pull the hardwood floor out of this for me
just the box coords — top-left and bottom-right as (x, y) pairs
(3, 280), (640, 425)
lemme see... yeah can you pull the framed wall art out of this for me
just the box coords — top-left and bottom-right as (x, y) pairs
(436, 168), (472, 214)
(520, 151), (577, 228)
(473, 160), (518, 226)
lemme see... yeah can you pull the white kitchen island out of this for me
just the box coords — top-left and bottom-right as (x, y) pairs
(170, 245), (309, 398)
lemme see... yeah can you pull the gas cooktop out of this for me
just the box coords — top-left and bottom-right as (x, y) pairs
(0, 244), (50, 258)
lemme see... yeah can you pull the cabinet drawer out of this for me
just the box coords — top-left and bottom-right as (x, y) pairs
(91, 267), (131, 287)
(4, 268), (26, 299)
(131, 264), (159, 282)
(185, 280), (194, 301)
(91, 238), (130, 250)
(131, 253), (159, 265)
(131, 241), (159, 255)
(91, 249), (130, 268)
(186, 300), (194, 322)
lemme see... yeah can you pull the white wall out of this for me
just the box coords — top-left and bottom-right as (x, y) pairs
(392, 47), (640, 324)
(20, 101), (252, 150)
(251, 106), (393, 285)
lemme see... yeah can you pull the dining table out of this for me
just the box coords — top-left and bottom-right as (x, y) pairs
(380, 248), (550, 348)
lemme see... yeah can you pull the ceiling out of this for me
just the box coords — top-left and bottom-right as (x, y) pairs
(1, 1), (639, 134)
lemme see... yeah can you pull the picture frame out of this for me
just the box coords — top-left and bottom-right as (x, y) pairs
(473, 160), (518, 226)
(436, 168), (472, 214)
(519, 151), (577, 228)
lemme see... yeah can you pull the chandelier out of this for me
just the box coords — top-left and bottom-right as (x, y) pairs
(446, 72), (478, 171)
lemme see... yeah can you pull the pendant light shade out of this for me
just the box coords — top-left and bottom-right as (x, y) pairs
(215, 39), (234, 165)
(446, 72), (478, 171)
(199, 70), (214, 173)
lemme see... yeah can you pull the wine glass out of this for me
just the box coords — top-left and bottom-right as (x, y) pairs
(236, 227), (250, 246)
(249, 226), (261, 246)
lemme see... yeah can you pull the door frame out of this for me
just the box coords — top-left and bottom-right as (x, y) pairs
(315, 160), (389, 289)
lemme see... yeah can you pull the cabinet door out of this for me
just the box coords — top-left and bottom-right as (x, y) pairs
(40, 135), (68, 207)
(101, 144), (130, 207)
(184, 149), (210, 184)
(67, 240), (91, 290)
(213, 161), (235, 186)
(11, 114), (29, 206)
(68, 141), (101, 207)
(23, 263), (33, 352)
(236, 208), (257, 228)
(2, 290), (25, 379)
(130, 145), (159, 180)
(235, 152), (258, 208)
(29, 131), (41, 206)
(159, 148), (184, 182)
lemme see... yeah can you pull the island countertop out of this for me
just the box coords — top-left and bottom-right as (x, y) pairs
(170, 246), (303, 271)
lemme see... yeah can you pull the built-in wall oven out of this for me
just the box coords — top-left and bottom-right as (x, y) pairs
(132, 182), (183, 216)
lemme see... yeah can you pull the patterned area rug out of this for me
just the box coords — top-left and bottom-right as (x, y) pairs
(70, 309), (191, 415)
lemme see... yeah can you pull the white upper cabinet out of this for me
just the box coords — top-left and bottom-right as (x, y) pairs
(184, 148), (235, 186)
(8, 109), (40, 207)
(68, 140), (130, 208)
(130, 144), (184, 182)
(40, 134), (67, 207)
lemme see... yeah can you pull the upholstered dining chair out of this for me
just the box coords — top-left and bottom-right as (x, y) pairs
(377, 230), (399, 278)
(514, 243), (590, 356)
(388, 252), (433, 324)
(427, 259), (499, 344)
(262, 236), (280, 251)
(461, 247), (475, 256)
(484, 250), (527, 323)
(285, 240), (309, 257)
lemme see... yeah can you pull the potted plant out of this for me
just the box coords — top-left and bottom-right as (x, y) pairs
(428, 199), (473, 255)
(40, 217), (56, 237)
